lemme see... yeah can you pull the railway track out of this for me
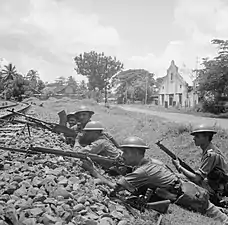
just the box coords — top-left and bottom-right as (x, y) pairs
(0, 101), (32, 145)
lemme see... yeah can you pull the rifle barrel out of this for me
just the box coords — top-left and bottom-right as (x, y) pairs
(7, 109), (52, 126)
(0, 146), (123, 167)
(0, 146), (37, 154)
(156, 141), (196, 174)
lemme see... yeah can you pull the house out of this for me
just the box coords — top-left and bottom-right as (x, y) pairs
(158, 60), (198, 108)
(55, 85), (75, 95)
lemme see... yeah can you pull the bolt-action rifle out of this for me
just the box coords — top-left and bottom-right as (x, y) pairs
(0, 145), (130, 171)
(0, 145), (171, 217)
(156, 140), (195, 174)
(7, 109), (77, 138)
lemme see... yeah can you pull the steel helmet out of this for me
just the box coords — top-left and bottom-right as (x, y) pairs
(190, 124), (217, 135)
(75, 105), (94, 116)
(83, 121), (104, 131)
(120, 136), (149, 149)
(67, 112), (77, 120)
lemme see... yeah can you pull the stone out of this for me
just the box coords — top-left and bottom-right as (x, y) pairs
(29, 208), (44, 216)
(73, 204), (85, 212)
(42, 213), (58, 224)
(77, 196), (87, 204)
(117, 220), (129, 225)
(98, 217), (115, 225)
(53, 187), (72, 199)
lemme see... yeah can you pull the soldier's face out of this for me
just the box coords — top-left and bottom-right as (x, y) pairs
(77, 112), (91, 124)
(83, 130), (99, 142)
(193, 133), (207, 146)
(68, 117), (77, 127)
(122, 148), (139, 166)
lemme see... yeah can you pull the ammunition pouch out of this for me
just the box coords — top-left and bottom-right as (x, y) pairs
(175, 181), (209, 214)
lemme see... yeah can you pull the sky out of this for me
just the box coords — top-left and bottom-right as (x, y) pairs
(0, 0), (228, 83)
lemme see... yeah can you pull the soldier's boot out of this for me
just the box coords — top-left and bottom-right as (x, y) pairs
(206, 202), (228, 224)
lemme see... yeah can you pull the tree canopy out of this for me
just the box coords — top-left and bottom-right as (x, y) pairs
(196, 39), (228, 113)
(74, 51), (124, 92)
(115, 69), (155, 103)
(0, 63), (45, 100)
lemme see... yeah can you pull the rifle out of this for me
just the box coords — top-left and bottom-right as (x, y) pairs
(58, 110), (67, 126)
(113, 194), (170, 214)
(0, 145), (131, 171)
(6, 109), (77, 138)
(156, 140), (196, 174)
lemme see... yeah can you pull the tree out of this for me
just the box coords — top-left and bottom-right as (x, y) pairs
(37, 80), (45, 92)
(25, 69), (40, 90)
(1, 63), (17, 81)
(74, 51), (124, 103)
(196, 39), (228, 113)
(155, 77), (165, 88)
(67, 76), (78, 88)
(4, 74), (30, 100)
(115, 69), (155, 103)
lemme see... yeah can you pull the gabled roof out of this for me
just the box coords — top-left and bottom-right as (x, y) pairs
(54, 85), (66, 93)
(55, 84), (76, 93)
(159, 60), (194, 88)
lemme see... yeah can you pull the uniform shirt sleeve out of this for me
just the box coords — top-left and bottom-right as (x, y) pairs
(80, 139), (104, 155)
(196, 150), (218, 179)
(103, 131), (119, 147)
(117, 167), (148, 193)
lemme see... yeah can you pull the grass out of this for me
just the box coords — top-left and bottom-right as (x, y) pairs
(37, 98), (228, 224)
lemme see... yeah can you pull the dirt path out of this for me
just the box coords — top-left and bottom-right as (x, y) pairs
(118, 105), (228, 129)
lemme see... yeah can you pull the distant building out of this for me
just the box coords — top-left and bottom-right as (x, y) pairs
(55, 85), (75, 95)
(158, 60), (198, 108)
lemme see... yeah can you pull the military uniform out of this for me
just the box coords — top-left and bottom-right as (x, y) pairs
(75, 121), (119, 148)
(117, 157), (228, 223)
(196, 143), (228, 204)
(80, 134), (121, 159)
(75, 121), (122, 172)
(73, 106), (119, 148)
(115, 136), (228, 224)
(188, 124), (228, 206)
(79, 134), (122, 171)
(65, 124), (79, 147)
(63, 112), (79, 147)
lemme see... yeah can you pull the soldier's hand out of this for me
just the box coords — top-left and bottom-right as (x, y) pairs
(172, 158), (181, 171)
(82, 157), (95, 173)
(109, 190), (117, 197)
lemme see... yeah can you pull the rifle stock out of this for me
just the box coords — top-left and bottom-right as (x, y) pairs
(156, 141), (195, 174)
(58, 110), (67, 126)
(146, 200), (171, 214)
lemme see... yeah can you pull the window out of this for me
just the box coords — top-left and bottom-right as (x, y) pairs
(171, 73), (173, 81)
(180, 85), (182, 88)
(163, 86), (164, 89)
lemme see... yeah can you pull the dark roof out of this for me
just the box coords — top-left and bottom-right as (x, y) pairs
(55, 84), (76, 93)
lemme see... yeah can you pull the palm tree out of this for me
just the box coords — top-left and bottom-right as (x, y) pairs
(26, 69), (40, 90)
(1, 63), (17, 81)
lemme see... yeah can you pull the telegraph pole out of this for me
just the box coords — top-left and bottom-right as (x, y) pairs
(125, 82), (128, 104)
(145, 75), (148, 104)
